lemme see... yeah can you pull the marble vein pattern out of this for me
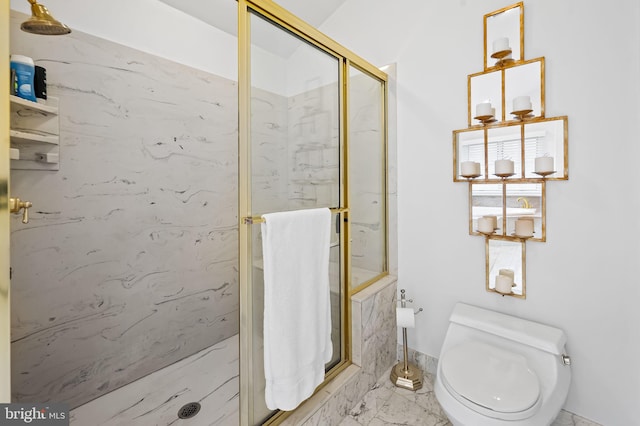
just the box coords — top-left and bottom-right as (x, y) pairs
(70, 334), (239, 426)
(348, 72), (386, 284)
(339, 367), (602, 426)
(9, 12), (241, 408)
(339, 368), (450, 426)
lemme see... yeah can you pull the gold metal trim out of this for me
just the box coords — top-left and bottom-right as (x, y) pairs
(468, 179), (546, 242)
(341, 59), (350, 362)
(349, 271), (389, 298)
(485, 236), (527, 299)
(239, 2), (388, 424)
(238, 1), (253, 424)
(468, 57), (546, 127)
(0, 0), (11, 403)
(245, 1), (386, 83)
(453, 115), (568, 183)
(261, 359), (352, 425)
(242, 208), (349, 225)
(483, 2), (524, 71)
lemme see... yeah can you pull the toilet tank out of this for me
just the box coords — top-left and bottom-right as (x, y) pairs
(445, 303), (567, 355)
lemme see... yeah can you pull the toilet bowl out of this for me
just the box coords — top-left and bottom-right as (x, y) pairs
(434, 303), (571, 426)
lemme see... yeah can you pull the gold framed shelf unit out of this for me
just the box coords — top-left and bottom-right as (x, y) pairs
(453, 2), (569, 299)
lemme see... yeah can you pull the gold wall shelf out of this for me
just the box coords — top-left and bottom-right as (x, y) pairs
(452, 2), (569, 299)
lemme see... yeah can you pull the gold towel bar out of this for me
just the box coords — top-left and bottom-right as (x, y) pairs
(242, 207), (348, 225)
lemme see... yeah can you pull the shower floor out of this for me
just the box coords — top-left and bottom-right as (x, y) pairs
(70, 334), (239, 426)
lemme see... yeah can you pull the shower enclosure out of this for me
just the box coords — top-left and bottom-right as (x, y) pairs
(0, 1), (388, 424)
(238, 1), (388, 424)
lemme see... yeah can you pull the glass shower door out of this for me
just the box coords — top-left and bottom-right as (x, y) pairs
(242, 10), (344, 425)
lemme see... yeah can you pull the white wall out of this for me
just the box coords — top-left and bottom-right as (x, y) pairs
(10, 0), (238, 81)
(322, 0), (640, 425)
(10, 0), (291, 95)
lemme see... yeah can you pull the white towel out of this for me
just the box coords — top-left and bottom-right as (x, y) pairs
(261, 208), (333, 411)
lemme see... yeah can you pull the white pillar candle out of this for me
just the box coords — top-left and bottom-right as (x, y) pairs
(495, 159), (514, 175)
(513, 95), (532, 112)
(483, 215), (497, 230)
(476, 102), (493, 117)
(492, 37), (510, 53)
(495, 274), (514, 294)
(535, 156), (554, 173)
(477, 217), (494, 234)
(515, 218), (534, 237)
(499, 269), (515, 280)
(461, 161), (481, 176)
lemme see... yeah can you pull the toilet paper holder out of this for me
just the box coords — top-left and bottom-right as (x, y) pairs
(391, 289), (424, 391)
(399, 288), (423, 314)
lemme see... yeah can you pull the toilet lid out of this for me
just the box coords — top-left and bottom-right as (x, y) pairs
(441, 341), (540, 414)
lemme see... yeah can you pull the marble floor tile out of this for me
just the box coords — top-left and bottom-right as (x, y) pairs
(339, 366), (601, 426)
(339, 367), (450, 426)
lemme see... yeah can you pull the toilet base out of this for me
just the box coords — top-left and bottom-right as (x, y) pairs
(390, 361), (423, 391)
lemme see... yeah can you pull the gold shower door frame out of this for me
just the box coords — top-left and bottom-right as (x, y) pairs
(0, 1), (11, 403)
(238, 1), (388, 424)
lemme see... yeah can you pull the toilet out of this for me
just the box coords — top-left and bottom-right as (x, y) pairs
(434, 303), (571, 426)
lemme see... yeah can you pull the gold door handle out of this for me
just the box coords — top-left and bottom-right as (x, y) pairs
(9, 197), (33, 224)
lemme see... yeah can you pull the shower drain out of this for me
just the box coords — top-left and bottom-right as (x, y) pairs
(178, 402), (201, 419)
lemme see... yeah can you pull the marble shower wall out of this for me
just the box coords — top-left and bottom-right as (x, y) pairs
(287, 84), (340, 210)
(348, 73), (386, 278)
(8, 12), (245, 408)
(287, 76), (386, 281)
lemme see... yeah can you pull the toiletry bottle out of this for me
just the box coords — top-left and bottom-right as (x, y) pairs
(10, 54), (37, 102)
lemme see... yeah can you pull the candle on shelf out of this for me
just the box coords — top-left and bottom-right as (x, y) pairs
(483, 215), (497, 230)
(477, 217), (494, 234)
(461, 161), (481, 176)
(476, 102), (493, 117)
(499, 269), (515, 280)
(495, 274), (514, 294)
(515, 218), (534, 237)
(513, 95), (532, 112)
(535, 156), (554, 173)
(492, 37), (510, 54)
(495, 159), (514, 175)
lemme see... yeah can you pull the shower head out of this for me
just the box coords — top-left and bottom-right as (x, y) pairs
(20, 0), (71, 36)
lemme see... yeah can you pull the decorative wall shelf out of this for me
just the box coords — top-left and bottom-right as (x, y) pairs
(452, 2), (569, 299)
(9, 95), (60, 171)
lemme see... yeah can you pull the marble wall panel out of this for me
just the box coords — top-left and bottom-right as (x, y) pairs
(281, 276), (397, 426)
(348, 73), (386, 279)
(8, 12), (246, 408)
(287, 85), (340, 209)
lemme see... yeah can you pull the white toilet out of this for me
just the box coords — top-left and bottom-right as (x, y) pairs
(434, 303), (571, 426)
